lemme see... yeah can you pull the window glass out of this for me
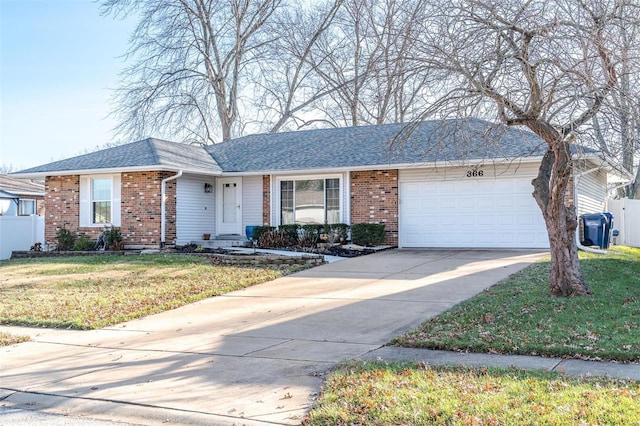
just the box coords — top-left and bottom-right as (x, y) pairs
(326, 178), (340, 224)
(279, 178), (341, 225)
(281, 181), (294, 225)
(18, 199), (36, 216)
(92, 178), (111, 224)
(295, 179), (324, 224)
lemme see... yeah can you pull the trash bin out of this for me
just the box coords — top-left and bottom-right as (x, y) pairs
(245, 226), (256, 240)
(580, 213), (614, 249)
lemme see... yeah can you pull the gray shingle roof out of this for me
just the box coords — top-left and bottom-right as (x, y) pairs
(15, 120), (598, 176)
(206, 119), (549, 172)
(16, 138), (222, 175)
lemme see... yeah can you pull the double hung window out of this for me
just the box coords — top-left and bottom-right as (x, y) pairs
(92, 178), (111, 224)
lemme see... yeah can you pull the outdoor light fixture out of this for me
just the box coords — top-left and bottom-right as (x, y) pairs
(204, 183), (213, 193)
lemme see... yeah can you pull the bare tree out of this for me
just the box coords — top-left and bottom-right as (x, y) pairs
(411, 0), (632, 296)
(250, 0), (345, 133)
(307, 0), (429, 127)
(591, 20), (640, 200)
(101, 0), (282, 144)
(0, 164), (17, 174)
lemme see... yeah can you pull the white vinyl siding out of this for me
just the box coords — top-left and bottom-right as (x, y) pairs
(399, 164), (548, 248)
(79, 174), (121, 227)
(242, 175), (262, 231)
(176, 175), (216, 245)
(575, 166), (607, 217)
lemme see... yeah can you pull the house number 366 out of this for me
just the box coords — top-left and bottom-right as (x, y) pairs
(466, 169), (484, 177)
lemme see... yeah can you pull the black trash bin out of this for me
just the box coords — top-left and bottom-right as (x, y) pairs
(580, 213), (614, 249)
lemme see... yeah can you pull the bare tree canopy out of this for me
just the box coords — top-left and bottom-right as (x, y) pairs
(410, 0), (636, 296)
(101, 0), (283, 144)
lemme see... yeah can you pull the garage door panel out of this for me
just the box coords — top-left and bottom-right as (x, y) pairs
(399, 172), (549, 249)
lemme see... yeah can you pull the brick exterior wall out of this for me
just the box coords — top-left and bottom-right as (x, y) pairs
(350, 170), (398, 245)
(262, 175), (271, 225)
(121, 171), (176, 247)
(44, 175), (80, 246)
(44, 171), (177, 249)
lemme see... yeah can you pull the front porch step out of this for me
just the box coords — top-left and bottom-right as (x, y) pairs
(194, 238), (251, 248)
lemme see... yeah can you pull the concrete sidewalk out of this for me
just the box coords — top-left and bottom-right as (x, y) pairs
(3, 248), (635, 426)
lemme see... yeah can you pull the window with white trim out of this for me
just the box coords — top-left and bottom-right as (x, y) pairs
(80, 174), (121, 227)
(18, 199), (36, 216)
(279, 177), (341, 225)
(92, 178), (111, 224)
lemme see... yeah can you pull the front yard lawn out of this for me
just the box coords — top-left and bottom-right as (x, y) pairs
(307, 246), (640, 424)
(0, 254), (298, 332)
(394, 246), (640, 362)
(305, 361), (640, 425)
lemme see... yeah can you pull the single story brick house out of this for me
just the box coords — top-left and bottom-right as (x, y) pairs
(12, 119), (617, 250)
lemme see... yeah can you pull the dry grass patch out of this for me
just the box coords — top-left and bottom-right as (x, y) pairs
(0, 254), (299, 330)
(0, 331), (30, 347)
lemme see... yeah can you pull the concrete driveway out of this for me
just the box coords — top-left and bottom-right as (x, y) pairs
(0, 249), (545, 425)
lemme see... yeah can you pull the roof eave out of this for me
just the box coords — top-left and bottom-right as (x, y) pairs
(11, 165), (224, 179)
(219, 156), (546, 176)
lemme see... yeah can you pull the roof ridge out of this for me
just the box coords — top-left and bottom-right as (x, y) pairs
(145, 137), (162, 164)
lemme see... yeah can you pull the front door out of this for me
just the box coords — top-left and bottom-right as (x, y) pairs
(217, 177), (242, 235)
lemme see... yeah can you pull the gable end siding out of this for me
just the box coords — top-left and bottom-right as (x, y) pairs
(176, 175), (216, 245)
(575, 167), (607, 216)
(242, 175), (263, 231)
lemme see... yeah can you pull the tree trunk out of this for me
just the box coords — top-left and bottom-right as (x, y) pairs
(531, 141), (591, 297)
(545, 199), (590, 297)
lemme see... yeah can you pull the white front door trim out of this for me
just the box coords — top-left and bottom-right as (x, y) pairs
(217, 177), (243, 235)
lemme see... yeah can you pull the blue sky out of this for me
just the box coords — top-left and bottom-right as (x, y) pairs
(0, 0), (135, 170)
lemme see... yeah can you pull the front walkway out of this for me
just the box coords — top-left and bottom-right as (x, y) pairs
(2, 249), (550, 425)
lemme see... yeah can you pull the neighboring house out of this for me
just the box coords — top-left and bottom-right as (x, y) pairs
(11, 119), (620, 250)
(0, 174), (45, 216)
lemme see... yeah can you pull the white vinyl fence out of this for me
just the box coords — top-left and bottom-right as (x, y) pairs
(0, 215), (45, 260)
(608, 198), (640, 248)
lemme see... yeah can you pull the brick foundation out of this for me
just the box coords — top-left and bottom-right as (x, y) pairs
(350, 170), (398, 245)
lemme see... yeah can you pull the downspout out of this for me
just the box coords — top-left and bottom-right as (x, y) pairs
(573, 165), (607, 254)
(161, 170), (182, 247)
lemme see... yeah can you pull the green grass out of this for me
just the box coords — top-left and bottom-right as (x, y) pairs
(393, 246), (640, 362)
(305, 361), (640, 425)
(0, 254), (298, 330)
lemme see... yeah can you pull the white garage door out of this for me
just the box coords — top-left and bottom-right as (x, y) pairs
(399, 172), (549, 248)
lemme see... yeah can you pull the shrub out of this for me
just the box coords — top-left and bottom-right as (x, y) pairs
(103, 227), (123, 250)
(278, 224), (300, 243)
(252, 226), (275, 242)
(30, 242), (42, 252)
(300, 224), (322, 245)
(350, 223), (385, 246)
(73, 234), (95, 251)
(258, 229), (291, 248)
(55, 227), (76, 251)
